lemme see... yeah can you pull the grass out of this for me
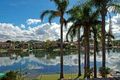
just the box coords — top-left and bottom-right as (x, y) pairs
(36, 74), (84, 80)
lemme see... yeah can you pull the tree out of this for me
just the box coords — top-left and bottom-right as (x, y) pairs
(66, 4), (100, 78)
(66, 6), (85, 77)
(89, 0), (120, 77)
(1, 71), (25, 80)
(40, 0), (69, 79)
(79, 5), (100, 78)
(91, 25), (101, 78)
(93, 26), (97, 78)
(67, 26), (82, 77)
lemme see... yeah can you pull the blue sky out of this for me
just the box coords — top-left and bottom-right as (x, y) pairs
(0, 0), (76, 25)
(0, 0), (54, 25)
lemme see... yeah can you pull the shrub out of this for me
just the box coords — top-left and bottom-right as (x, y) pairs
(99, 67), (111, 77)
(0, 71), (25, 80)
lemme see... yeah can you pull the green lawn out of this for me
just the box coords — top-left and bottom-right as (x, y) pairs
(36, 74), (84, 80)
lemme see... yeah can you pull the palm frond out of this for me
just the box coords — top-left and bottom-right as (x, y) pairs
(80, 34), (85, 41)
(51, 0), (69, 12)
(48, 13), (58, 24)
(91, 0), (105, 7)
(40, 10), (55, 21)
(68, 6), (83, 18)
(106, 30), (115, 39)
(66, 24), (78, 41)
(92, 20), (102, 25)
(61, 0), (69, 11)
(67, 17), (75, 23)
(90, 9), (100, 20)
(50, 0), (61, 6)
(66, 25), (74, 41)
(63, 18), (67, 27)
(40, 10), (60, 23)
(109, 3), (120, 13)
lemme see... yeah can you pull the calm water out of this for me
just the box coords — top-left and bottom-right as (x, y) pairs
(0, 49), (120, 77)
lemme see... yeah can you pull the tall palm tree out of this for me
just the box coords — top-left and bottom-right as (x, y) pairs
(89, 1), (120, 77)
(93, 26), (97, 78)
(40, 0), (69, 79)
(80, 5), (101, 78)
(66, 4), (101, 78)
(66, 23), (82, 78)
(91, 24), (101, 78)
(66, 6), (82, 77)
(69, 6), (91, 78)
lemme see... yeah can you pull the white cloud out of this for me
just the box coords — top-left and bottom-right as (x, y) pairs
(20, 24), (25, 29)
(0, 22), (62, 41)
(1, 14), (120, 42)
(106, 14), (120, 40)
(26, 19), (41, 25)
(0, 19), (73, 41)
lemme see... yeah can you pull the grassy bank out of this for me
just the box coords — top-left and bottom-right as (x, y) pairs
(37, 74), (84, 80)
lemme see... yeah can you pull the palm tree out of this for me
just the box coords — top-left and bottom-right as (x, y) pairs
(91, 24), (101, 78)
(80, 5), (101, 78)
(66, 24), (82, 78)
(66, 4), (101, 78)
(89, 1), (120, 77)
(66, 6), (82, 77)
(40, 0), (69, 79)
(93, 26), (97, 78)
(67, 6), (91, 78)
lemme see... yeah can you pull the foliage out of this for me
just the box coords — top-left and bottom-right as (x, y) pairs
(43, 40), (57, 51)
(65, 44), (76, 49)
(0, 71), (25, 80)
(99, 67), (111, 77)
(85, 67), (94, 78)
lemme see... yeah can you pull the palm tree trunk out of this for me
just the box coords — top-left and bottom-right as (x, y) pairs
(60, 16), (64, 79)
(78, 27), (81, 77)
(94, 31), (97, 78)
(107, 36), (110, 53)
(84, 31), (87, 78)
(86, 27), (90, 78)
(84, 44), (87, 78)
(84, 27), (90, 78)
(101, 11), (106, 78)
(101, 13), (106, 68)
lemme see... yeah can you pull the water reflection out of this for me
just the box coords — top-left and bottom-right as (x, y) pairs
(0, 49), (120, 76)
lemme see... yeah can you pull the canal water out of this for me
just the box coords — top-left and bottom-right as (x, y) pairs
(0, 49), (120, 77)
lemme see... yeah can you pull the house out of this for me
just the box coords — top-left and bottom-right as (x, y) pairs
(32, 41), (44, 49)
(0, 42), (12, 49)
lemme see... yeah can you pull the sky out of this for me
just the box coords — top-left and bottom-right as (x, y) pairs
(0, 0), (120, 41)
(0, 0), (77, 24)
(0, 0), (54, 24)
